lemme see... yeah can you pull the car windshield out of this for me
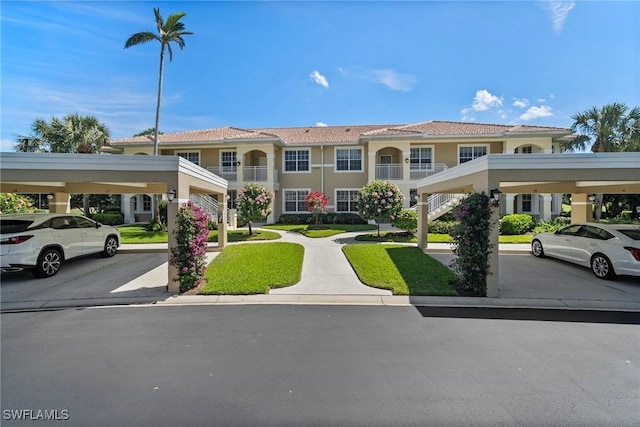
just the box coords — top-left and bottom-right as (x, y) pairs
(0, 220), (34, 234)
(617, 229), (640, 240)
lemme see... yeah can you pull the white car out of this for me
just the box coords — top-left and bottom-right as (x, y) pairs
(0, 213), (120, 278)
(531, 222), (640, 279)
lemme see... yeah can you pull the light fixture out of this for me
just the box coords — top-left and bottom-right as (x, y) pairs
(47, 194), (53, 200)
(234, 160), (241, 167)
(588, 195), (595, 202)
(166, 189), (176, 203)
(490, 188), (502, 207)
(405, 158), (410, 164)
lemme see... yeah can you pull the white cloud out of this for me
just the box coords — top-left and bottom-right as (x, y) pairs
(520, 105), (554, 121)
(309, 70), (329, 88)
(549, 93), (556, 99)
(544, 1), (575, 32)
(315, 122), (328, 127)
(513, 98), (529, 109)
(370, 69), (417, 92)
(537, 97), (546, 103)
(471, 89), (503, 111)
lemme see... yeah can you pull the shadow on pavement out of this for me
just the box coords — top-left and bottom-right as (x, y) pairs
(415, 306), (640, 325)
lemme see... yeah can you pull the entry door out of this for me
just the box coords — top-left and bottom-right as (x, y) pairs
(379, 155), (392, 179)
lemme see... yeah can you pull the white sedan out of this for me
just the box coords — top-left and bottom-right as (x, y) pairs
(0, 213), (120, 278)
(531, 222), (640, 279)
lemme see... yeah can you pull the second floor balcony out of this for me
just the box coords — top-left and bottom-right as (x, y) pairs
(207, 166), (279, 183)
(375, 163), (448, 180)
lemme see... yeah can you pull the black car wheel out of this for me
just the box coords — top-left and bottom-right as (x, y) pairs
(531, 239), (545, 258)
(591, 253), (616, 280)
(33, 248), (63, 278)
(102, 236), (118, 258)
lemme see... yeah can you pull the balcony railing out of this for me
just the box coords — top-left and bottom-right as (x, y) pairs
(375, 163), (449, 180)
(410, 163), (448, 180)
(207, 166), (278, 183)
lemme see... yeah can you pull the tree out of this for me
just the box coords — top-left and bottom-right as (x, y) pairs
(133, 128), (163, 137)
(305, 191), (329, 226)
(356, 181), (404, 237)
(124, 7), (193, 156)
(14, 114), (111, 215)
(0, 194), (35, 214)
(562, 102), (640, 220)
(236, 184), (273, 236)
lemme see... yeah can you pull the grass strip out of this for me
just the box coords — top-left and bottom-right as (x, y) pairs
(342, 244), (457, 296)
(117, 225), (280, 244)
(199, 242), (304, 295)
(263, 223), (376, 238)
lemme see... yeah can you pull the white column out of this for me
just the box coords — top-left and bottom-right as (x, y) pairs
(218, 193), (228, 248)
(417, 194), (428, 251)
(368, 151), (376, 183)
(122, 194), (135, 223)
(504, 194), (515, 215)
(540, 193), (552, 222)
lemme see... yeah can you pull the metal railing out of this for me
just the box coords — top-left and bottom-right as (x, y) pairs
(206, 167), (237, 181)
(375, 164), (403, 180)
(409, 163), (448, 180)
(374, 162), (449, 180)
(206, 166), (278, 183)
(189, 193), (219, 219)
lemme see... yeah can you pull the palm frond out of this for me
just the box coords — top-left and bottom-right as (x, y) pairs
(125, 32), (159, 48)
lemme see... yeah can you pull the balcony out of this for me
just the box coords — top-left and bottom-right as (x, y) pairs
(207, 166), (278, 183)
(375, 163), (449, 180)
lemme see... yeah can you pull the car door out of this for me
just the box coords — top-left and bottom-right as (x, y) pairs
(50, 216), (84, 259)
(73, 216), (104, 255)
(545, 224), (584, 260)
(570, 225), (614, 266)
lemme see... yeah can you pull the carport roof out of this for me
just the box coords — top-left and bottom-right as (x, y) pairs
(0, 152), (228, 196)
(416, 152), (640, 195)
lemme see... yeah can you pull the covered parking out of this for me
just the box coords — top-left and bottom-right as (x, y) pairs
(0, 152), (228, 292)
(415, 152), (640, 297)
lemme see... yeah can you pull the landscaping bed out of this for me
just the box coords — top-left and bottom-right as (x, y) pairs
(263, 223), (376, 238)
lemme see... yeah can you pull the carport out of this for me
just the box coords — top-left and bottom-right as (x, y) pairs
(0, 152), (228, 292)
(415, 152), (640, 297)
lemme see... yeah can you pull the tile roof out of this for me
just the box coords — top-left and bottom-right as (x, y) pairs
(108, 120), (571, 147)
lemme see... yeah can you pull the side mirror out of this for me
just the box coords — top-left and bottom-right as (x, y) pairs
(96, 223), (102, 229)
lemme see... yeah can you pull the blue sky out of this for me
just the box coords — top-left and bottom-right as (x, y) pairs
(1, 1), (639, 151)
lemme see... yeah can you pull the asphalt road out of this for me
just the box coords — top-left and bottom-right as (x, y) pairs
(2, 305), (638, 426)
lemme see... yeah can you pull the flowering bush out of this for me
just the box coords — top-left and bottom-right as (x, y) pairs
(449, 193), (492, 296)
(306, 191), (329, 225)
(356, 180), (404, 237)
(0, 193), (35, 214)
(236, 183), (273, 235)
(169, 201), (210, 293)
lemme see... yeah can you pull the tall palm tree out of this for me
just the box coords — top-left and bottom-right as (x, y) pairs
(562, 102), (640, 219)
(124, 7), (193, 156)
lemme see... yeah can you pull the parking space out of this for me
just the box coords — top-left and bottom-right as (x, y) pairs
(428, 252), (640, 307)
(1, 252), (170, 310)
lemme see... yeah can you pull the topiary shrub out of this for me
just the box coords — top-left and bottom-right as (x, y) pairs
(356, 180), (404, 237)
(393, 209), (417, 234)
(499, 214), (535, 235)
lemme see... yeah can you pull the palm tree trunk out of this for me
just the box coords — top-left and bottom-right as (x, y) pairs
(153, 44), (165, 222)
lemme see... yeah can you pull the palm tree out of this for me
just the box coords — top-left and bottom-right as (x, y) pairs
(563, 102), (640, 219)
(124, 7), (193, 156)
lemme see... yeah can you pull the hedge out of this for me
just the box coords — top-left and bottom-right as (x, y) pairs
(278, 213), (367, 225)
(499, 214), (535, 235)
(92, 212), (124, 225)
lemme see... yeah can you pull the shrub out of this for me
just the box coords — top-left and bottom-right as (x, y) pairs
(533, 217), (571, 234)
(237, 183), (273, 235)
(499, 214), (535, 235)
(169, 201), (210, 293)
(449, 192), (492, 297)
(393, 210), (417, 233)
(306, 191), (329, 225)
(92, 212), (124, 225)
(356, 181), (404, 237)
(0, 193), (35, 214)
(145, 218), (167, 232)
(278, 213), (366, 225)
(428, 220), (459, 235)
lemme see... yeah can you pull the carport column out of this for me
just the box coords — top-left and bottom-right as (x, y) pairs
(486, 184), (501, 298)
(167, 196), (180, 293)
(417, 193), (429, 251)
(218, 193), (228, 248)
(49, 192), (71, 213)
(570, 193), (592, 224)
(504, 194), (515, 215)
(540, 193), (552, 222)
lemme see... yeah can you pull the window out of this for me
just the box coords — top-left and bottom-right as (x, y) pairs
(284, 190), (309, 213)
(410, 147), (432, 170)
(336, 148), (362, 171)
(459, 145), (487, 164)
(135, 195), (152, 212)
(227, 190), (237, 210)
(559, 224), (583, 236)
(521, 194), (532, 212)
(521, 145), (533, 154)
(176, 151), (200, 166)
(336, 190), (359, 212)
(284, 150), (310, 172)
(221, 151), (237, 172)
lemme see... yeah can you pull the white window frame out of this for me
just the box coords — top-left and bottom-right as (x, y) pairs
(520, 145), (533, 154)
(410, 145), (434, 170)
(335, 189), (360, 213)
(457, 144), (489, 165)
(520, 194), (533, 213)
(334, 147), (364, 173)
(175, 150), (201, 166)
(220, 151), (238, 172)
(283, 189), (310, 213)
(283, 149), (311, 173)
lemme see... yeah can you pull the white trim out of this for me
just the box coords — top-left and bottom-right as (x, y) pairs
(334, 188), (360, 213)
(174, 150), (201, 166)
(282, 149), (311, 174)
(220, 150), (238, 172)
(282, 188), (310, 213)
(409, 144), (435, 170)
(457, 143), (490, 165)
(334, 147), (364, 173)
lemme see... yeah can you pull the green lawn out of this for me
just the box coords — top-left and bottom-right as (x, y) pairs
(355, 231), (533, 244)
(263, 223), (376, 238)
(342, 244), (458, 296)
(199, 243), (304, 294)
(117, 224), (280, 244)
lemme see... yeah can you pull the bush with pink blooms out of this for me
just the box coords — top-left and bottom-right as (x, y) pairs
(169, 201), (211, 293)
(237, 183), (273, 235)
(356, 180), (404, 237)
(305, 191), (329, 225)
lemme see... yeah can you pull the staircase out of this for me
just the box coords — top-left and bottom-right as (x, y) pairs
(189, 193), (219, 220)
(412, 193), (466, 222)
